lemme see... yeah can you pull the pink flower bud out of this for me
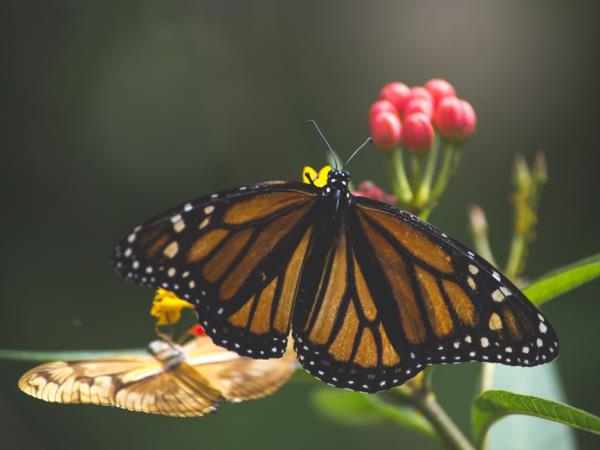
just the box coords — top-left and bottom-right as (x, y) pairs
(398, 86), (433, 117)
(425, 78), (456, 107)
(370, 111), (402, 152)
(459, 99), (477, 140)
(379, 82), (411, 112)
(369, 99), (398, 122)
(402, 113), (434, 153)
(402, 97), (433, 120)
(434, 97), (464, 138)
(434, 97), (477, 142)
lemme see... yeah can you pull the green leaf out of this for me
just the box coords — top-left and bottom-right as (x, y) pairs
(524, 253), (600, 305)
(0, 348), (146, 362)
(485, 364), (576, 450)
(472, 389), (600, 448)
(312, 388), (436, 441)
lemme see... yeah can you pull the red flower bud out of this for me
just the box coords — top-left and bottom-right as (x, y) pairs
(379, 82), (411, 112)
(459, 99), (477, 140)
(370, 111), (402, 152)
(188, 324), (206, 336)
(434, 97), (477, 142)
(425, 78), (456, 107)
(354, 181), (396, 204)
(402, 97), (433, 120)
(368, 99), (398, 122)
(402, 113), (434, 153)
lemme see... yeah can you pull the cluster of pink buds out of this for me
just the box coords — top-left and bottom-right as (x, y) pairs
(369, 79), (476, 153)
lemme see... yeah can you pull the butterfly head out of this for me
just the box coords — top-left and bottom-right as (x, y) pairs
(322, 168), (352, 203)
(326, 168), (350, 189)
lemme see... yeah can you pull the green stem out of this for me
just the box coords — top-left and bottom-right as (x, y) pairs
(0, 348), (147, 362)
(388, 388), (476, 450)
(416, 133), (440, 207)
(430, 142), (455, 201)
(479, 363), (495, 394)
(389, 148), (414, 204)
(409, 154), (422, 194)
(505, 233), (527, 280)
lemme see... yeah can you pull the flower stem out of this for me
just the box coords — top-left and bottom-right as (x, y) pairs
(409, 154), (422, 193)
(389, 148), (414, 204)
(416, 133), (440, 207)
(505, 233), (527, 280)
(389, 384), (476, 450)
(0, 348), (146, 362)
(430, 142), (456, 201)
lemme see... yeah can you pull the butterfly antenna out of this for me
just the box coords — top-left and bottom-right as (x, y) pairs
(343, 137), (373, 169)
(306, 119), (339, 169)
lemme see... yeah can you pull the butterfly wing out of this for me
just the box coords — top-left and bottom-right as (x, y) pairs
(183, 336), (298, 402)
(293, 196), (559, 393)
(113, 181), (318, 358)
(18, 353), (222, 417)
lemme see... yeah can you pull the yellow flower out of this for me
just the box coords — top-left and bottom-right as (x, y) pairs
(302, 165), (331, 188)
(150, 289), (194, 326)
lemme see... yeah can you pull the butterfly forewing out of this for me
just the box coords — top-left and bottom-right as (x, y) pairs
(113, 181), (318, 357)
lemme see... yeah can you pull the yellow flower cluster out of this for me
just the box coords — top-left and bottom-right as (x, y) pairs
(150, 289), (193, 325)
(302, 165), (331, 187)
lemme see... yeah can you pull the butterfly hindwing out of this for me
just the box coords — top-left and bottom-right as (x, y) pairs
(113, 181), (318, 357)
(17, 354), (221, 417)
(19, 336), (298, 416)
(184, 336), (298, 401)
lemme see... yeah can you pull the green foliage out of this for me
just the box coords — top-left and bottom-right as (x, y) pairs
(472, 390), (600, 449)
(311, 388), (437, 441)
(525, 253), (600, 306)
(0, 348), (145, 362)
(486, 364), (576, 450)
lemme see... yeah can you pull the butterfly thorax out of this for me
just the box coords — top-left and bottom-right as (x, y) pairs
(148, 340), (185, 370)
(321, 168), (353, 210)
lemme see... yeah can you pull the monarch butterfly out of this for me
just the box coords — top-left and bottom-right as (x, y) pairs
(112, 128), (558, 393)
(18, 329), (297, 417)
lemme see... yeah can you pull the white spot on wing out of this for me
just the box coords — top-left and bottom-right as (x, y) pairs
(491, 289), (505, 302)
(500, 286), (512, 297)
(173, 219), (185, 233)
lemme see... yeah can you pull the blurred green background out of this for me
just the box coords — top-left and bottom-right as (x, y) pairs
(2, 1), (599, 449)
